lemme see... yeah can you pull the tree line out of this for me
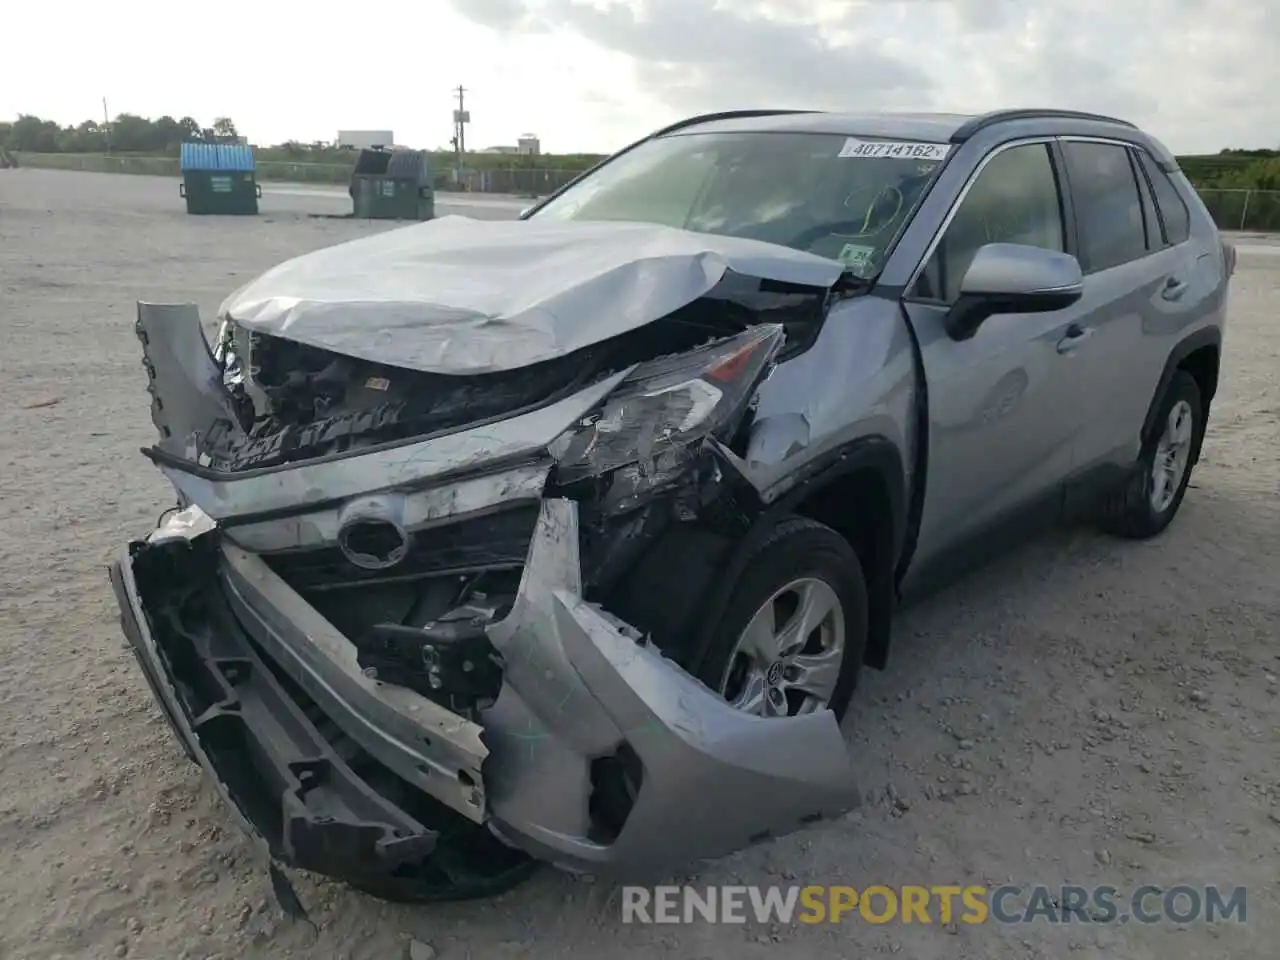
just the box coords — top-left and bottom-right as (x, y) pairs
(1179, 150), (1280, 192)
(2, 111), (1276, 188)
(0, 113), (605, 174)
(1, 114), (240, 155)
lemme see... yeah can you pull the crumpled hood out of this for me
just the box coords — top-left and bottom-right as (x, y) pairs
(219, 215), (843, 375)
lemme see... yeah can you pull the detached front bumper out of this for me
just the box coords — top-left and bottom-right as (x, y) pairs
(110, 524), (532, 900)
(113, 498), (859, 887)
(110, 537), (444, 875)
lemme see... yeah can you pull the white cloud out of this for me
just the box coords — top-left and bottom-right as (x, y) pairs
(1, 0), (1273, 154)
(449, 0), (1280, 154)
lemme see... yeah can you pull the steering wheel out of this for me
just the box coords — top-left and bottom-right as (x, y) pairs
(787, 179), (912, 250)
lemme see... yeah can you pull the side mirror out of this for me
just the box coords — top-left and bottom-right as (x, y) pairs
(944, 243), (1083, 341)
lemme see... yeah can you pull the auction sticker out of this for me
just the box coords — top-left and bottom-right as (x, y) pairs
(838, 138), (952, 161)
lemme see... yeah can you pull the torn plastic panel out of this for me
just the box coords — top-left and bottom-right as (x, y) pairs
(219, 215), (844, 375)
(135, 302), (246, 459)
(482, 499), (860, 877)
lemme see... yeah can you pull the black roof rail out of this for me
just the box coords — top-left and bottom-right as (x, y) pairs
(649, 109), (823, 138)
(951, 108), (1138, 142)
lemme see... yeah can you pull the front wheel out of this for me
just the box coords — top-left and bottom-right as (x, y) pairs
(1099, 370), (1203, 539)
(696, 517), (867, 722)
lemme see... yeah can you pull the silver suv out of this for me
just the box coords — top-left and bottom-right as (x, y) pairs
(111, 108), (1231, 905)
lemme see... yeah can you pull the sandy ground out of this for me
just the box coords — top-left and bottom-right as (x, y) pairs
(0, 168), (1277, 960)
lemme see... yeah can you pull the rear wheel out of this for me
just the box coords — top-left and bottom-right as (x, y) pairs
(696, 517), (867, 722)
(1099, 370), (1202, 539)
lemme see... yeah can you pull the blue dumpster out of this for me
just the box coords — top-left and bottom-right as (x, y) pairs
(179, 142), (261, 215)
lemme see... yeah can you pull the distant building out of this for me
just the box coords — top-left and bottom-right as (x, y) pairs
(337, 130), (395, 150)
(480, 135), (541, 156)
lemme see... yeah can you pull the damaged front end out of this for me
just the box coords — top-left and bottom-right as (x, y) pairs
(113, 242), (859, 895)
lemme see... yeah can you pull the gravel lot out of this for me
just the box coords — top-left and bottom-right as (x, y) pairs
(1, 168), (1276, 960)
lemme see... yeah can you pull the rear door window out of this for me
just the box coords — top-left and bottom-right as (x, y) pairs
(1136, 151), (1192, 245)
(1062, 141), (1149, 272)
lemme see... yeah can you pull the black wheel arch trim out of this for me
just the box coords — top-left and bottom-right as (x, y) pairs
(1140, 325), (1221, 450)
(682, 436), (908, 675)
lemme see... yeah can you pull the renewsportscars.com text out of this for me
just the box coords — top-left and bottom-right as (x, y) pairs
(621, 884), (1247, 925)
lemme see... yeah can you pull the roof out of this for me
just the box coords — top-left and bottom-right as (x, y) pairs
(661, 108), (1139, 144)
(180, 142), (255, 172)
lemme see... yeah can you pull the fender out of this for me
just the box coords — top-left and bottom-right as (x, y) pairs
(1140, 325), (1222, 451)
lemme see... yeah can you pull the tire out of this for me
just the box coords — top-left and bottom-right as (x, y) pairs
(1099, 370), (1203, 540)
(695, 516), (868, 722)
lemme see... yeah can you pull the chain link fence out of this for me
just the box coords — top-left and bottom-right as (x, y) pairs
(14, 152), (180, 176)
(1195, 189), (1280, 233)
(444, 167), (583, 196)
(14, 151), (355, 183)
(12, 152), (584, 193)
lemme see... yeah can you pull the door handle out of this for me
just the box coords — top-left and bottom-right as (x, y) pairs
(1056, 323), (1094, 354)
(1162, 276), (1189, 302)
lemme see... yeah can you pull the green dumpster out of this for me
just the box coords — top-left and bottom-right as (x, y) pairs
(349, 148), (434, 220)
(179, 142), (261, 215)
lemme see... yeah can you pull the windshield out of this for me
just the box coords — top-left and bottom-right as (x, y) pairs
(529, 131), (948, 278)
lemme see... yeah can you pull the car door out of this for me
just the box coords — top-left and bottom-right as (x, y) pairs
(1057, 138), (1214, 478)
(1054, 138), (1200, 477)
(900, 139), (1091, 576)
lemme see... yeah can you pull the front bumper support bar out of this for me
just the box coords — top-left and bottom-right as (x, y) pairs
(110, 539), (439, 879)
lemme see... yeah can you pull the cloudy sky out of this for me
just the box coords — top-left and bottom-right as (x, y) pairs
(3, 0), (1273, 155)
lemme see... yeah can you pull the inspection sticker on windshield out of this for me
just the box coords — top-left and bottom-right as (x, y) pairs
(837, 243), (877, 270)
(838, 138), (952, 161)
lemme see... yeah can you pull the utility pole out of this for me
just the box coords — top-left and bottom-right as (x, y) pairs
(452, 85), (470, 187)
(454, 85), (467, 154)
(103, 97), (111, 153)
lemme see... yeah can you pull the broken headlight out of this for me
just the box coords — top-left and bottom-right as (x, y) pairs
(550, 323), (785, 485)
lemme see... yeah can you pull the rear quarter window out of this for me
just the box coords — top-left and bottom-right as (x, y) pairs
(1137, 151), (1192, 245)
